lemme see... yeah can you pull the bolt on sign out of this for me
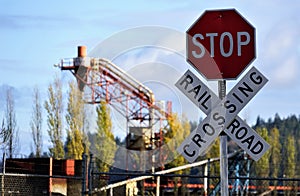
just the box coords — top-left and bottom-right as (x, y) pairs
(177, 8), (269, 163)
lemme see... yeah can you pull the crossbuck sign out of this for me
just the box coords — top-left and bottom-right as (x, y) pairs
(176, 66), (270, 162)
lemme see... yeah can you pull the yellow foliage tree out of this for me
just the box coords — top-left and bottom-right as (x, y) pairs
(164, 113), (190, 196)
(65, 81), (85, 159)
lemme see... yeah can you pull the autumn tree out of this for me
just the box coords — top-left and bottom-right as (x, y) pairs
(164, 113), (189, 168)
(65, 81), (85, 159)
(163, 113), (190, 196)
(283, 135), (296, 196)
(44, 76), (64, 159)
(30, 86), (43, 157)
(269, 127), (281, 193)
(253, 127), (270, 193)
(94, 101), (116, 172)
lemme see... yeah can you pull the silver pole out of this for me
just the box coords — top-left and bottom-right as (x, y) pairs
(204, 162), (208, 196)
(156, 176), (160, 196)
(218, 80), (228, 195)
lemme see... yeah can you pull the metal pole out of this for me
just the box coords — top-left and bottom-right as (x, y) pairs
(150, 106), (155, 174)
(82, 154), (87, 196)
(88, 154), (93, 195)
(156, 176), (160, 196)
(207, 158), (210, 195)
(1, 153), (5, 196)
(49, 157), (53, 196)
(218, 80), (228, 196)
(204, 161), (208, 196)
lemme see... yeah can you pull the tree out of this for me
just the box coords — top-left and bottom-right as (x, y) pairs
(65, 81), (85, 159)
(30, 86), (43, 157)
(284, 135), (296, 196)
(3, 87), (19, 158)
(204, 136), (220, 186)
(0, 120), (8, 144)
(164, 113), (189, 169)
(253, 127), (270, 193)
(44, 76), (64, 159)
(163, 113), (190, 196)
(269, 127), (281, 194)
(94, 101), (116, 173)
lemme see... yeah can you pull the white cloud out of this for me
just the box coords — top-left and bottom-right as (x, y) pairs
(261, 20), (300, 87)
(272, 56), (298, 85)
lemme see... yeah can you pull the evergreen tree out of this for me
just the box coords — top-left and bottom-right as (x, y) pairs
(65, 81), (85, 159)
(30, 86), (43, 157)
(94, 101), (116, 173)
(253, 114), (300, 193)
(44, 76), (64, 159)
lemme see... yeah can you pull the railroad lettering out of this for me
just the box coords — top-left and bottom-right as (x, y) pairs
(183, 144), (196, 157)
(241, 135), (255, 149)
(203, 123), (215, 136)
(238, 82), (253, 98)
(176, 67), (269, 162)
(235, 127), (248, 139)
(180, 74), (193, 90)
(199, 93), (211, 110)
(250, 71), (263, 85)
(232, 92), (244, 104)
(178, 73), (212, 111)
(224, 100), (237, 113)
(192, 134), (207, 147)
(227, 119), (240, 132)
(213, 112), (225, 126)
(188, 85), (201, 99)
(250, 141), (264, 154)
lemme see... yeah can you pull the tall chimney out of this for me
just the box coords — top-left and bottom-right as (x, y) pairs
(78, 46), (87, 57)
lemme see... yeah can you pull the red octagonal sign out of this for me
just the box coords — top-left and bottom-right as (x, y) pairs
(187, 9), (256, 80)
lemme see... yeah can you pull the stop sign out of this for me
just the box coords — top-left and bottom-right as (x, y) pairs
(187, 9), (255, 80)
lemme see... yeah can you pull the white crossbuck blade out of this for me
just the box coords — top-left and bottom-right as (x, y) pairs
(176, 66), (270, 162)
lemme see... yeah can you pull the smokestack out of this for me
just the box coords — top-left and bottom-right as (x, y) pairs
(78, 46), (87, 57)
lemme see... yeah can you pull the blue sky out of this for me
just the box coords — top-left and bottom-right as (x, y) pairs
(0, 0), (300, 155)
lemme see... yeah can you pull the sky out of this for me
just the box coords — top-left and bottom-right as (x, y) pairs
(0, 0), (299, 155)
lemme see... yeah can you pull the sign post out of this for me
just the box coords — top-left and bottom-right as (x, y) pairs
(218, 80), (228, 195)
(177, 8), (270, 195)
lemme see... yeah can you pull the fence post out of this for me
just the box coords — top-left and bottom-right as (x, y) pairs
(82, 154), (87, 196)
(1, 153), (5, 196)
(88, 154), (93, 195)
(49, 157), (53, 196)
(156, 176), (160, 196)
(204, 158), (210, 196)
(207, 158), (210, 195)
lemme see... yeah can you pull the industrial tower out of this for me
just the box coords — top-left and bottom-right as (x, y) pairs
(58, 46), (171, 172)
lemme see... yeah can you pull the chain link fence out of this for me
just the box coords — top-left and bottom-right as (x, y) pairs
(0, 154), (85, 196)
(0, 173), (83, 196)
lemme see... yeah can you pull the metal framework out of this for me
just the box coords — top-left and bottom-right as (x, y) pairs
(210, 150), (252, 196)
(59, 53), (171, 171)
